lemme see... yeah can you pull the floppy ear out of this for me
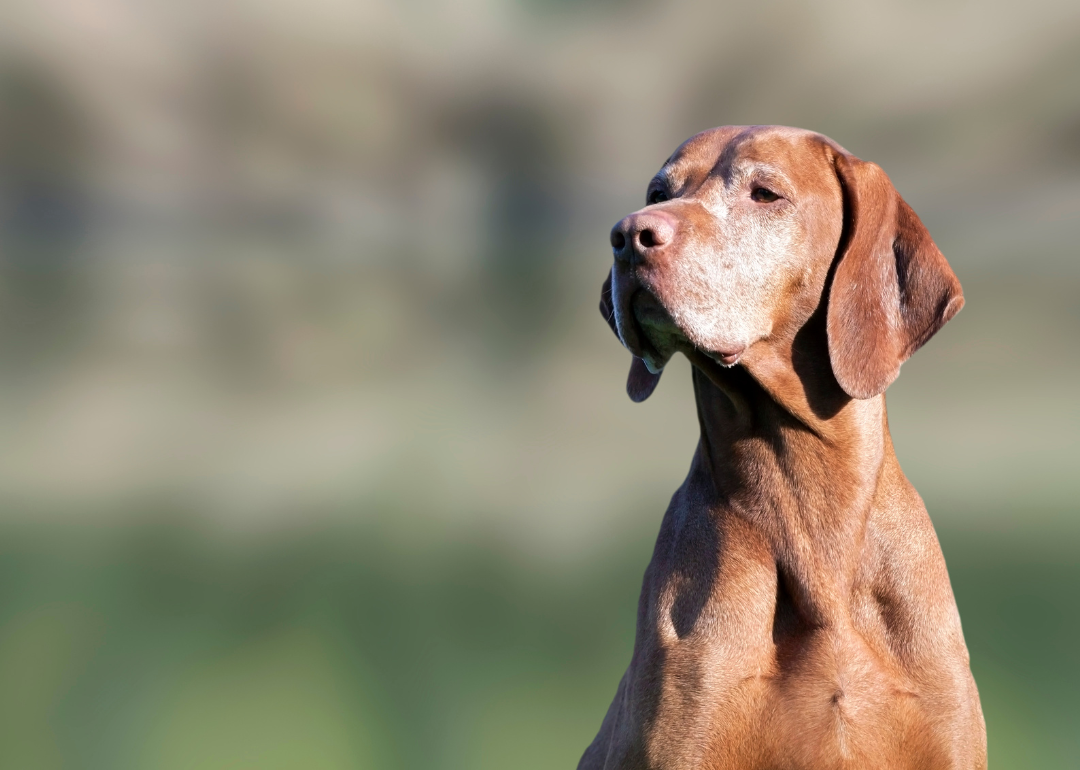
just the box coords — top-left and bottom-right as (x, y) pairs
(827, 153), (964, 399)
(600, 271), (661, 402)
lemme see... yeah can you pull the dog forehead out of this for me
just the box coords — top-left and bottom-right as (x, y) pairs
(662, 126), (833, 190)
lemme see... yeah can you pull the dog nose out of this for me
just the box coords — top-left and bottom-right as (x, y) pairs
(610, 211), (675, 264)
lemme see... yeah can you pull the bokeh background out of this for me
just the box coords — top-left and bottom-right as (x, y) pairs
(0, 0), (1078, 767)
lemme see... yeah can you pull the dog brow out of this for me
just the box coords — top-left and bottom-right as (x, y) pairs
(711, 126), (765, 183)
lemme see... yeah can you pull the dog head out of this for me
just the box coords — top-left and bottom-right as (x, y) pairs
(602, 125), (963, 403)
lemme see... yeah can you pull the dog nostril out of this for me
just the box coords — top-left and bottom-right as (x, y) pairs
(611, 230), (626, 251)
(639, 229), (656, 248)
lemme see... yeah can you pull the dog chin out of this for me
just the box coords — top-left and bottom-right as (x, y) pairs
(645, 324), (747, 371)
(621, 319), (673, 374)
(628, 294), (682, 371)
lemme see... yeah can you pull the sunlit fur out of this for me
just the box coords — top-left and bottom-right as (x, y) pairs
(584, 126), (984, 770)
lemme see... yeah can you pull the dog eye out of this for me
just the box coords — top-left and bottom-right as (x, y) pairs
(647, 189), (669, 205)
(751, 187), (780, 203)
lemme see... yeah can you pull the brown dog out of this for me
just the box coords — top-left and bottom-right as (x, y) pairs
(580, 126), (986, 769)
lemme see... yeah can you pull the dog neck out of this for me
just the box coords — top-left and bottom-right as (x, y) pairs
(684, 334), (895, 626)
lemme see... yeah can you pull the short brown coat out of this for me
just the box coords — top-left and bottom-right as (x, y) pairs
(582, 126), (986, 770)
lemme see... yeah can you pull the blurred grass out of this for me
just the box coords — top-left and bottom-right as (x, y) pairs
(941, 523), (1080, 769)
(0, 506), (1074, 770)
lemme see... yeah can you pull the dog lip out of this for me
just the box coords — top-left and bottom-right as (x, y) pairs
(630, 291), (677, 332)
(610, 270), (642, 344)
(628, 299), (664, 363)
(613, 285), (668, 369)
(710, 346), (746, 367)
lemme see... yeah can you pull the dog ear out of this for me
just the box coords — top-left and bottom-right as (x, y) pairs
(827, 153), (964, 399)
(600, 271), (661, 402)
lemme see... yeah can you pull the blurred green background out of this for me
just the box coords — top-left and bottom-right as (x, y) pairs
(0, 0), (1078, 767)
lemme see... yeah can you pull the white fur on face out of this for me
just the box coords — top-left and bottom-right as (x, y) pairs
(640, 162), (807, 360)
